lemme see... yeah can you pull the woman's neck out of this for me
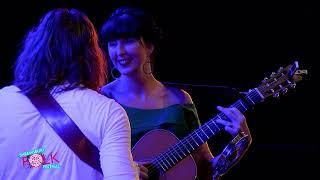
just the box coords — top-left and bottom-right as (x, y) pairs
(118, 73), (162, 96)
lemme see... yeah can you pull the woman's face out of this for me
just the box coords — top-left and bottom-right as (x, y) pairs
(107, 37), (152, 76)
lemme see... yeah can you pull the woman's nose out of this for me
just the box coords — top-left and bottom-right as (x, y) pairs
(116, 43), (126, 55)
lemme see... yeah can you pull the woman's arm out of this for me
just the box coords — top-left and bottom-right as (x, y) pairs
(191, 143), (214, 180)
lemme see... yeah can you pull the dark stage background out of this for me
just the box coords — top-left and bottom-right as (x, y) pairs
(0, 0), (318, 179)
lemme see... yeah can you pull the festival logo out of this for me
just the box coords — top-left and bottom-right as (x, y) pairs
(18, 148), (61, 169)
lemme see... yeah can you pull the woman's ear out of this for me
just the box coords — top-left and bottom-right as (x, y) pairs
(140, 37), (154, 56)
(146, 44), (154, 56)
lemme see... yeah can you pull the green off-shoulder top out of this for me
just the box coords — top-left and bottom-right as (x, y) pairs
(120, 103), (201, 148)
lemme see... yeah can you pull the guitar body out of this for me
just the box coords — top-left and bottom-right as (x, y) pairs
(132, 129), (197, 180)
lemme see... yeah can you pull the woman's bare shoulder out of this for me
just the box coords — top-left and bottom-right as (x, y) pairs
(166, 86), (193, 105)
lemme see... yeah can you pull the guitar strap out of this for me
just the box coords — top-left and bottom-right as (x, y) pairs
(25, 91), (103, 174)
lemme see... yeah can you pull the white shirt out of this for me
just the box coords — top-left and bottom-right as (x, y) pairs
(0, 85), (138, 180)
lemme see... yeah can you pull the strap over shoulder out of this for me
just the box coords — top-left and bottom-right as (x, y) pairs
(26, 91), (103, 174)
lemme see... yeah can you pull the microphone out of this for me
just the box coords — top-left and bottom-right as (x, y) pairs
(162, 81), (239, 93)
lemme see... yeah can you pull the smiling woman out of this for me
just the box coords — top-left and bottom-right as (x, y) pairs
(99, 6), (252, 180)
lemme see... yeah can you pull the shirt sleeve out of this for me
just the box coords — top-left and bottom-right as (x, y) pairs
(99, 101), (138, 180)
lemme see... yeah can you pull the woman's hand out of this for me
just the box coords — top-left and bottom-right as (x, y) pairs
(216, 106), (246, 137)
(136, 161), (149, 180)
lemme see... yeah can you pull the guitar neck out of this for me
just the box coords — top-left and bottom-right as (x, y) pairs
(150, 88), (264, 172)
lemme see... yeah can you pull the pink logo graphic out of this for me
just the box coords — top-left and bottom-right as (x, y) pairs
(18, 148), (61, 169)
(28, 154), (44, 168)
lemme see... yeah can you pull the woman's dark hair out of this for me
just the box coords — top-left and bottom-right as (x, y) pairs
(100, 6), (161, 49)
(14, 8), (107, 94)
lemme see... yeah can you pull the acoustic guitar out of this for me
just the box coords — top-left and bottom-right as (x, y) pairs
(132, 61), (306, 179)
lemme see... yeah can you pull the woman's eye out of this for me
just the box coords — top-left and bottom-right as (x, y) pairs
(108, 41), (117, 47)
(126, 38), (137, 43)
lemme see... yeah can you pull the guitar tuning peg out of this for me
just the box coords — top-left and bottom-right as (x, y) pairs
(270, 72), (276, 77)
(273, 92), (280, 98)
(281, 88), (288, 94)
(277, 67), (284, 72)
(262, 77), (268, 83)
(286, 80), (292, 86)
(289, 83), (296, 89)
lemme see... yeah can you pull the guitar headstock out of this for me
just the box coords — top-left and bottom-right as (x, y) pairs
(257, 61), (307, 99)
